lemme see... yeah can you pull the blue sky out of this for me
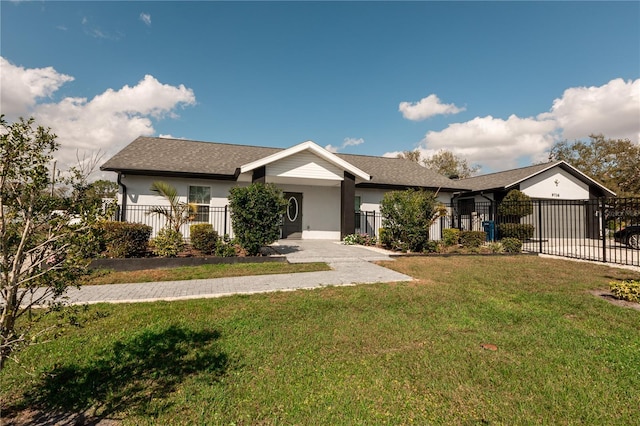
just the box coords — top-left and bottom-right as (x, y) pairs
(2, 1), (639, 176)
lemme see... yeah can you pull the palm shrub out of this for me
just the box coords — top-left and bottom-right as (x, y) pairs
(380, 189), (442, 252)
(147, 181), (196, 233)
(228, 183), (287, 256)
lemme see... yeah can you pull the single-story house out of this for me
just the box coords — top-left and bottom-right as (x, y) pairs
(101, 137), (616, 241)
(101, 137), (468, 240)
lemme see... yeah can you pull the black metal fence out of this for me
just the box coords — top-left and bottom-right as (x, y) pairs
(114, 198), (639, 267)
(356, 197), (640, 267)
(115, 205), (233, 239)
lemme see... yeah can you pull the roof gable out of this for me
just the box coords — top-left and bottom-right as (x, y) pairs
(240, 141), (371, 182)
(458, 161), (616, 197)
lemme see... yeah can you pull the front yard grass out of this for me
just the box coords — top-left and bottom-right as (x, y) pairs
(83, 262), (331, 285)
(2, 256), (639, 424)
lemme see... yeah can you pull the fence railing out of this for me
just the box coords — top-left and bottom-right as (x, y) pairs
(355, 198), (639, 267)
(115, 198), (639, 267)
(115, 205), (233, 239)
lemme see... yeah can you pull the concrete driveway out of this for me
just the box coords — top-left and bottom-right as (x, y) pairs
(55, 240), (412, 305)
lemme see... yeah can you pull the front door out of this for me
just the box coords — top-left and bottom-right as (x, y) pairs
(282, 192), (303, 239)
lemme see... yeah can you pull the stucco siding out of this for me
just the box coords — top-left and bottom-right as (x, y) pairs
(520, 168), (589, 200)
(279, 184), (342, 239)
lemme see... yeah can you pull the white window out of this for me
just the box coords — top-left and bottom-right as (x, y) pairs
(188, 186), (211, 222)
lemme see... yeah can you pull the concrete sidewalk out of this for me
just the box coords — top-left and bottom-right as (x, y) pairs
(58, 240), (413, 305)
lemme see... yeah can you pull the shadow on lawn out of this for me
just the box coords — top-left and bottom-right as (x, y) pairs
(12, 325), (229, 423)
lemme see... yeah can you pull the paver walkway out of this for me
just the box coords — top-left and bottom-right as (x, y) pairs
(58, 240), (412, 305)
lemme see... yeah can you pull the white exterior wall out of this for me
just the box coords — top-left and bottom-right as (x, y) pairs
(520, 168), (590, 200)
(117, 175), (342, 240)
(279, 184), (341, 239)
(356, 188), (453, 211)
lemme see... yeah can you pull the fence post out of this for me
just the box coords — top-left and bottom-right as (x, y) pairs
(224, 205), (228, 236)
(537, 200), (543, 253)
(600, 198), (607, 263)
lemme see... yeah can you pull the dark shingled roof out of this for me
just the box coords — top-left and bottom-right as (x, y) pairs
(101, 137), (469, 191)
(456, 162), (561, 192)
(457, 161), (616, 197)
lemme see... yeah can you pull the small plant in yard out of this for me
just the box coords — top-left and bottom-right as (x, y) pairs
(343, 233), (375, 246)
(150, 228), (184, 257)
(609, 279), (640, 302)
(459, 231), (485, 248)
(501, 237), (523, 253)
(442, 228), (460, 246)
(487, 242), (504, 253)
(190, 224), (219, 255)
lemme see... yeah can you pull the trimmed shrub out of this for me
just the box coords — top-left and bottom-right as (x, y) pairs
(498, 189), (534, 219)
(228, 183), (287, 256)
(498, 223), (535, 240)
(190, 224), (219, 255)
(423, 240), (441, 253)
(150, 228), (184, 258)
(379, 228), (393, 249)
(215, 240), (237, 257)
(442, 228), (461, 246)
(609, 280), (640, 303)
(459, 231), (485, 248)
(380, 189), (440, 252)
(501, 237), (523, 253)
(98, 221), (152, 258)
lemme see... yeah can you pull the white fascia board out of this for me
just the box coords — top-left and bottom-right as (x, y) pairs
(240, 140), (371, 181)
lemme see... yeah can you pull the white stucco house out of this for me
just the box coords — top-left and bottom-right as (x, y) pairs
(101, 137), (467, 240)
(101, 137), (615, 241)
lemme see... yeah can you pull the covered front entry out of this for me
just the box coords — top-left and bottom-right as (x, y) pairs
(282, 192), (303, 239)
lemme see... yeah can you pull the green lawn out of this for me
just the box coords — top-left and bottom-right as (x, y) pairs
(2, 256), (639, 425)
(83, 262), (331, 285)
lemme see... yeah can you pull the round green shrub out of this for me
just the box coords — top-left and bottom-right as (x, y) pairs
(501, 237), (522, 253)
(442, 228), (460, 246)
(151, 228), (184, 258)
(497, 223), (534, 240)
(190, 223), (219, 254)
(97, 221), (152, 258)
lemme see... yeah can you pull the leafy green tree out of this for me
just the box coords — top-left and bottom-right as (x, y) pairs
(0, 116), (108, 369)
(423, 149), (480, 179)
(380, 189), (443, 252)
(547, 134), (640, 197)
(228, 183), (287, 256)
(147, 181), (196, 233)
(397, 149), (480, 179)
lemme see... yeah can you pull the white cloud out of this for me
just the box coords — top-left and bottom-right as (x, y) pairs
(1, 57), (196, 176)
(140, 13), (151, 27)
(389, 78), (639, 172)
(325, 137), (365, 153)
(540, 78), (640, 143)
(399, 94), (465, 121)
(421, 115), (557, 170)
(1, 57), (74, 117)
